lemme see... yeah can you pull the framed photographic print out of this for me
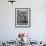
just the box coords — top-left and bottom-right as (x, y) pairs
(15, 8), (31, 27)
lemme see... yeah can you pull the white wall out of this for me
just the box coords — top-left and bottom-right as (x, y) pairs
(0, 0), (46, 42)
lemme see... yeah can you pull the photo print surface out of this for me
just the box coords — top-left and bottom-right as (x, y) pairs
(15, 8), (31, 27)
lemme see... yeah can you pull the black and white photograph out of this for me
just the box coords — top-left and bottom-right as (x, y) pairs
(15, 8), (31, 27)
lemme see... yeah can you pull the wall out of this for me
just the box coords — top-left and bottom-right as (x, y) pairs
(0, 0), (46, 42)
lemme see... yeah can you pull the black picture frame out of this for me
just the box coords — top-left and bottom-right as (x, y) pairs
(15, 8), (31, 28)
